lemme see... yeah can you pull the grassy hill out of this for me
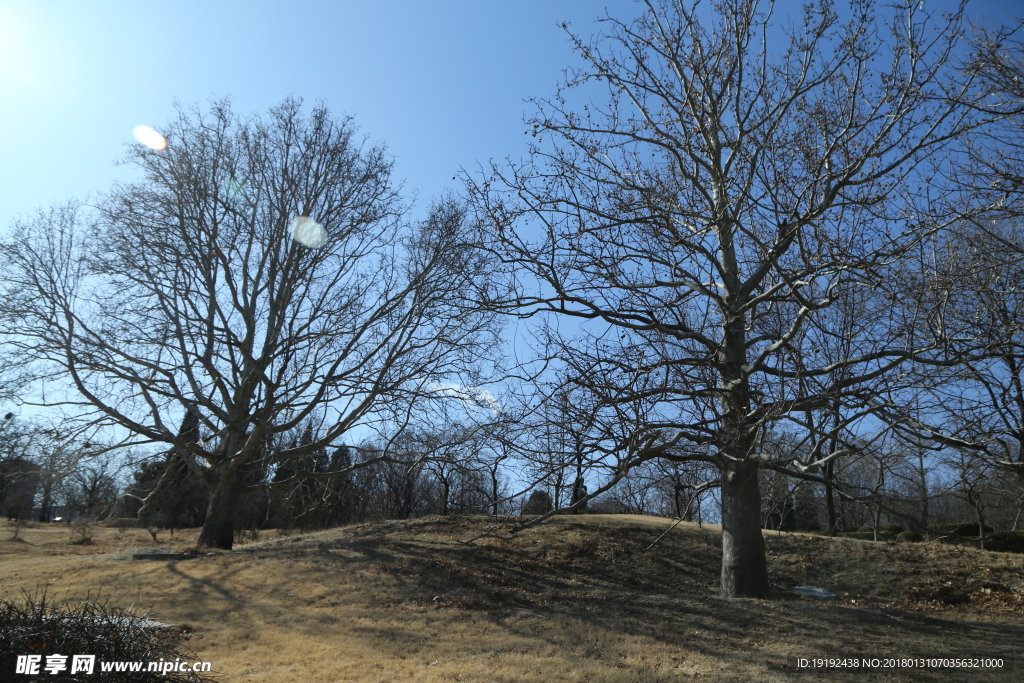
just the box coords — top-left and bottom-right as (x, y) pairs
(2, 515), (1022, 681)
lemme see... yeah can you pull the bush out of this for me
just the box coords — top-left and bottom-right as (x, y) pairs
(983, 532), (1024, 554)
(928, 523), (994, 537)
(0, 591), (215, 682)
(67, 519), (95, 545)
(896, 531), (923, 543)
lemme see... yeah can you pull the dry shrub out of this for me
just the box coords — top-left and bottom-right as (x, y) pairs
(0, 590), (216, 682)
(68, 519), (95, 545)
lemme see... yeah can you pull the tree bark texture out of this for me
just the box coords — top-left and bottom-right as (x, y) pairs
(197, 476), (242, 550)
(719, 459), (769, 599)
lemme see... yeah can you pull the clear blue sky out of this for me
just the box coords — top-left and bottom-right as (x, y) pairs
(0, 0), (640, 227)
(1, 0), (1021, 229)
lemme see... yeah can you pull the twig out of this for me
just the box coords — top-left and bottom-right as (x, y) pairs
(644, 517), (685, 552)
(660, 556), (693, 573)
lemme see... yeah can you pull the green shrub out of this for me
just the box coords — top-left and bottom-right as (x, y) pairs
(896, 531), (923, 543)
(0, 591), (215, 682)
(838, 531), (878, 541)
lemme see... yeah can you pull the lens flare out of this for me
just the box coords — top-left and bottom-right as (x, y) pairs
(133, 125), (167, 151)
(289, 216), (327, 248)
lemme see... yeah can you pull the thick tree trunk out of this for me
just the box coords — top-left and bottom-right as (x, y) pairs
(719, 459), (769, 598)
(197, 476), (242, 550)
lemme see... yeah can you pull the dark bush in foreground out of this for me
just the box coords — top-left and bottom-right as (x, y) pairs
(0, 591), (215, 682)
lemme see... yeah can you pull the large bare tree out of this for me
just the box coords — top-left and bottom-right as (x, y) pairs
(2, 98), (496, 548)
(469, 0), (1014, 597)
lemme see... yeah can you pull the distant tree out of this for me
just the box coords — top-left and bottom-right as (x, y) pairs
(0, 414), (39, 521)
(0, 457), (37, 521)
(64, 455), (120, 521)
(522, 489), (553, 516)
(125, 456), (208, 531)
(651, 459), (717, 522)
(124, 410), (208, 531)
(2, 98), (497, 548)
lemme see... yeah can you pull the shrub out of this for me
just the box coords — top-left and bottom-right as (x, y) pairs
(0, 591), (215, 682)
(952, 523), (993, 538)
(928, 523), (994, 537)
(68, 519), (95, 545)
(983, 532), (1024, 554)
(896, 531), (923, 543)
(8, 518), (27, 542)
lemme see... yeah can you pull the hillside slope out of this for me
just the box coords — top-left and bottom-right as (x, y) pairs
(2, 515), (1022, 681)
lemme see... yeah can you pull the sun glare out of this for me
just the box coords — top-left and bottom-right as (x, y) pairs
(0, 8), (37, 87)
(290, 216), (327, 248)
(133, 125), (167, 151)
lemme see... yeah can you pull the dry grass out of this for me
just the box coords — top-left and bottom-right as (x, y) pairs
(2, 515), (1023, 682)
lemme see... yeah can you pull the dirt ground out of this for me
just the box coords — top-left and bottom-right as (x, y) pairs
(1, 515), (1022, 682)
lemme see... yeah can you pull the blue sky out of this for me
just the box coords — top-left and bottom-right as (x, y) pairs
(1, 0), (1021, 229)
(0, 0), (641, 227)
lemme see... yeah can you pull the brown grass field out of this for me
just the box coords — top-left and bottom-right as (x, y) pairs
(2, 514), (1023, 682)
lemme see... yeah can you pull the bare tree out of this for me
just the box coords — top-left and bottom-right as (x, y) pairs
(64, 455), (121, 521)
(915, 219), (1024, 482)
(1, 98), (497, 548)
(469, 0), (1014, 597)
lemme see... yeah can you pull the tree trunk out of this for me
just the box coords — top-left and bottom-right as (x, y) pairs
(719, 459), (769, 598)
(491, 471), (499, 518)
(38, 486), (53, 523)
(197, 476), (242, 550)
(824, 460), (836, 536)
